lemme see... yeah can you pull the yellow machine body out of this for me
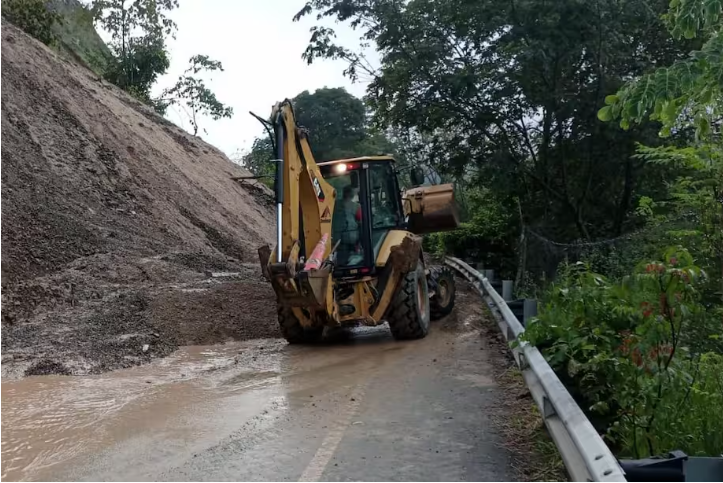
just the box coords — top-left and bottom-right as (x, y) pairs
(257, 101), (460, 343)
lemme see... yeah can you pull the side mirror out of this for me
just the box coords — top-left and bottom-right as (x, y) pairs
(410, 166), (425, 186)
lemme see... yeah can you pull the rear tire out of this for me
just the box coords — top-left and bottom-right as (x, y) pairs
(386, 260), (431, 340)
(277, 305), (323, 344)
(429, 266), (456, 320)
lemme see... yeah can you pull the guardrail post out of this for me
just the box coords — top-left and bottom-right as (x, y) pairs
(502, 280), (513, 301)
(523, 299), (538, 326)
(484, 269), (495, 281)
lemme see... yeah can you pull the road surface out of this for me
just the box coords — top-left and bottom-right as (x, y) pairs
(2, 288), (514, 482)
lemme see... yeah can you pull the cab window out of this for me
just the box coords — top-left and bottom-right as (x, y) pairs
(325, 169), (365, 267)
(369, 163), (401, 260)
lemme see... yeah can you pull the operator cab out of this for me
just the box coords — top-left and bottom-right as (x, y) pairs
(318, 156), (405, 278)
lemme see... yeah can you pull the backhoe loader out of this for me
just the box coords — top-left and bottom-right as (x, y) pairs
(256, 99), (460, 343)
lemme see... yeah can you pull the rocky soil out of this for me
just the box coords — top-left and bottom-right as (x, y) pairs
(1, 21), (280, 378)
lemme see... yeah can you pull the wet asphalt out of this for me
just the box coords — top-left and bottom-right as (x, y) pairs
(2, 324), (513, 482)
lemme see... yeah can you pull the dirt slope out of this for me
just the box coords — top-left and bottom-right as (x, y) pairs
(1, 21), (280, 378)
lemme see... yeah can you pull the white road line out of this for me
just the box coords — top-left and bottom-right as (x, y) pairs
(298, 383), (368, 482)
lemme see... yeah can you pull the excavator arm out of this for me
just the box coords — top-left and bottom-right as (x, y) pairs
(258, 100), (338, 326)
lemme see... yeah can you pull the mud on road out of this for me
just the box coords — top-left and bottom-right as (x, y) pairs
(1, 279), (532, 482)
(1, 255), (280, 379)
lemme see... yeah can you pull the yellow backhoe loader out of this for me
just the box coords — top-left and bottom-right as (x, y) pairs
(256, 99), (460, 343)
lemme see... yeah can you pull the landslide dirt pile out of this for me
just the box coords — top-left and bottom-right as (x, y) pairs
(1, 21), (280, 378)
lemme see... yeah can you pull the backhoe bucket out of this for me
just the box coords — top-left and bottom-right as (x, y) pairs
(258, 244), (330, 309)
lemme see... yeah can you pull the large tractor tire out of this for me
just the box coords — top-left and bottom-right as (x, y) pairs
(429, 265), (456, 320)
(277, 305), (324, 344)
(386, 260), (431, 340)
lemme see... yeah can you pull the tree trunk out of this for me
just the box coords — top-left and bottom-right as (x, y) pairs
(614, 157), (635, 235)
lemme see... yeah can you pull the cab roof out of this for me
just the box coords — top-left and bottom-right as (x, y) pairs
(317, 155), (396, 167)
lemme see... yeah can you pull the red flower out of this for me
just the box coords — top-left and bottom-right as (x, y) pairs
(670, 257), (677, 266)
(640, 301), (653, 317)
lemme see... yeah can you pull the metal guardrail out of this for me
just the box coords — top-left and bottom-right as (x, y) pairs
(445, 256), (627, 482)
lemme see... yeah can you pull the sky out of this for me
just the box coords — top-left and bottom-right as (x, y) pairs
(135, 0), (377, 158)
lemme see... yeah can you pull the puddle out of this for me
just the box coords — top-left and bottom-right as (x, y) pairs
(0, 340), (284, 482)
(0, 326), (412, 481)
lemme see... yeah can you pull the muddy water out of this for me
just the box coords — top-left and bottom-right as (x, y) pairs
(1, 328), (401, 482)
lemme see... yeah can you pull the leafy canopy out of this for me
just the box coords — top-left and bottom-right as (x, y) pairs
(90, 0), (177, 103)
(522, 250), (722, 457)
(241, 87), (393, 177)
(88, 0), (233, 135)
(295, 0), (693, 241)
(600, 0), (722, 140)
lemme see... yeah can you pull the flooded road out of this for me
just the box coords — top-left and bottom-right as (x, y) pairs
(2, 315), (512, 481)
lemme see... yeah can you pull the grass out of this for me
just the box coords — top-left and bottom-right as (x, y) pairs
(491, 364), (566, 481)
(475, 293), (567, 481)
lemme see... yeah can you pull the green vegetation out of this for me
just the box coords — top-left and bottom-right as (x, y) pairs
(297, 0), (723, 458)
(296, 0), (693, 245)
(2, 0), (232, 136)
(90, 0), (176, 104)
(600, 0), (722, 140)
(522, 252), (722, 457)
(2, 0), (61, 45)
(50, 0), (113, 75)
(159, 55), (234, 136)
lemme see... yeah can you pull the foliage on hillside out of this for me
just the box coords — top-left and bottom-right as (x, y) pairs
(600, 0), (722, 140)
(158, 55), (234, 136)
(2, 0), (233, 137)
(296, 0), (722, 457)
(521, 253), (722, 457)
(2, 0), (61, 45)
(90, 0), (176, 105)
(296, 0), (696, 244)
(50, 0), (113, 75)
(522, 0), (723, 458)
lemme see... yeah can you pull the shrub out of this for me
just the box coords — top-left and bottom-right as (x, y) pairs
(522, 247), (723, 457)
(2, 0), (60, 46)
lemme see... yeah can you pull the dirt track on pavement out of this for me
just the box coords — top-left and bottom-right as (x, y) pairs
(2, 279), (523, 482)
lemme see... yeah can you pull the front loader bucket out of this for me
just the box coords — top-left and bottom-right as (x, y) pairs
(403, 183), (460, 235)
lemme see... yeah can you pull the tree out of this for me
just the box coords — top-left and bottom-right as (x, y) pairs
(243, 87), (394, 176)
(600, 0), (722, 141)
(295, 0), (694, 241)
(90, 0), (178, 102)
(238, 138), (275, 187)
(159, 55), (233, 136)
(292, 87), (368, 161)
(600, 0), (723, 302)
